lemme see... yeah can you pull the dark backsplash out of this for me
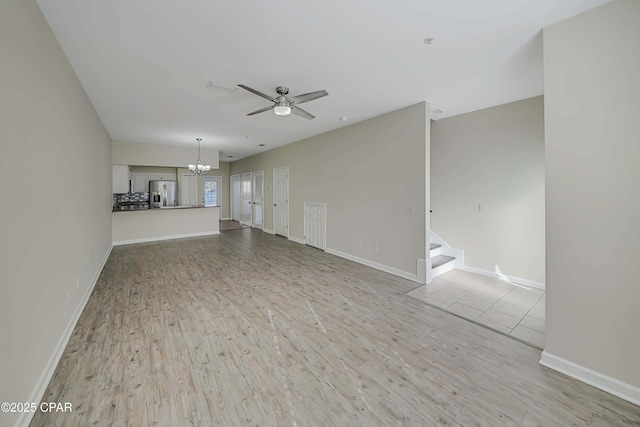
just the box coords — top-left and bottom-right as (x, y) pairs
(113, 191), (150, 211)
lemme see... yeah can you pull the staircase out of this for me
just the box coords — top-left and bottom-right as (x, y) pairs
(430, 243), (456, 278)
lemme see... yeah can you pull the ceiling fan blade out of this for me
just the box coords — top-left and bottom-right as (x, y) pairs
(291, 105), (315, 120)
(289, 90), (328, 105)
(247, 105), (274, 116)
(238, 84), (276, 102)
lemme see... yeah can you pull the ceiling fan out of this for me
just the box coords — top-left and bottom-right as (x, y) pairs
(238, 84), (328, 120)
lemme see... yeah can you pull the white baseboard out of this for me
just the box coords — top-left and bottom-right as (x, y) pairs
(325, 247), (420, 283)
(417, 258), (427, 284)
(288, 236), (305, 245)
(263, 228), (275, 235)
(112, 231), (220, 246)
(221, 217), (231, 221)
(540, 351), (640, 406)
(459, 265), (545, 290)
(430, 230), (543, 289)
(15, 244), (113, 427)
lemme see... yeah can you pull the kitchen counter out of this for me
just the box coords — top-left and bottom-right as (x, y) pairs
(112, 205), (211, 212)
(112, 206), (219, 245)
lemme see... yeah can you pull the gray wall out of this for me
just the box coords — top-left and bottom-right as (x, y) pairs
(112, 139), (219, 169)
(230, 102), (429, 277)
(431, 96), (545, 284)
(544, 0), (640, 389)
(0, 1), (113, 425)
(216, 161), (231, 219)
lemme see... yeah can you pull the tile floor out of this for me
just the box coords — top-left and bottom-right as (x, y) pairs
(406, 269), (545, 349)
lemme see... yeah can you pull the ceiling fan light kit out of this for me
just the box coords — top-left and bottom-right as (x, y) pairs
(274, 103), (292, 116)
(238, 84), (328, 120)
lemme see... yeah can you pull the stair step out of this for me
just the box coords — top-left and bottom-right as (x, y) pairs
(431, 254), (455, 269)
(430, 243), (441, 251)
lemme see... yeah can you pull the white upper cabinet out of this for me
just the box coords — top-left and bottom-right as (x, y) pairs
(112, 165), (130, 193)
(149, 172), (177, 181)
(131, 172), (149, 192)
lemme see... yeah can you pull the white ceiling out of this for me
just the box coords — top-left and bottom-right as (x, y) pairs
(36, 0), (609, 161)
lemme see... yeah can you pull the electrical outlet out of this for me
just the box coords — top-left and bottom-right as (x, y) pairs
(67, 288), (71, 302)
(76, 277), (79, 289)
(374, 243), (379, 252)
(358, 241), (363, 248)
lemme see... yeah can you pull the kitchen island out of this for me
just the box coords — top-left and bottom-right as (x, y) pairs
(112, 206), (220, 245)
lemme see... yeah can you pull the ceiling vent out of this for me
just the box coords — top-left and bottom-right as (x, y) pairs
(206, 81), (237, 92)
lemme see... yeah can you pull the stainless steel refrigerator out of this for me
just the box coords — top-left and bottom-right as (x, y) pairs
(149, 180), (178, 208)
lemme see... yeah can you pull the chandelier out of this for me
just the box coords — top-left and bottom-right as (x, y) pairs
(188, 138), (211, 175)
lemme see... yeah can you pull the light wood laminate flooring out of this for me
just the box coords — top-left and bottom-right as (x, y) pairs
(32, 229), (639, 426)
(219, 220), (249, 231)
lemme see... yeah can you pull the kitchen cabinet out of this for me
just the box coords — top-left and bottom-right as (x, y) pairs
(112, 165), (130, 193)
(149, 172), (177, 181)
(131, 172), (149, 192)
(182, 174), (198, 206)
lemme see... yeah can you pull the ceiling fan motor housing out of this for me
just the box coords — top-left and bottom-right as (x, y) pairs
(276, 86), (289, 96)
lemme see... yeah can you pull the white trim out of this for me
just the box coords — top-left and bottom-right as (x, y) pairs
(288, 235), (305, 245)
(241, 172), (253, 226)
(458, 265), (545, 290)
(221, 217), (231, 221)
(429, 246), (442, 257)
(325, 247), (421, 283)
(432, 257), (456, 277)
(417, 258), (427, 284)
(112, 231), (220, 246)
(263, 228), (275, 234)
(251, 170), (264, 229)
(540, 351), (640, 406)
(273, 166), (289, 238)
(15, 244), (113, 427)
(430, 230), (464, 269)
(430, 230), (544, 290)
(230, 174), (241, 222)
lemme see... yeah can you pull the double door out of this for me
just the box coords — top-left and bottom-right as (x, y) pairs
(240, 171), (263, 229)
(233, 168), (289, 233)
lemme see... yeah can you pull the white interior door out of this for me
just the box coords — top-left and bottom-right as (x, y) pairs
(182, 174), (198, 206)
(304, 203), (326, 250)
(241, 172), (252, 226)
(273, 166), (289, 237)
(252, 170), (264, 229)
(231, 174), (241, 222)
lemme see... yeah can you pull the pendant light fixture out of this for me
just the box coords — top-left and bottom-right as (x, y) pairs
(188, 138), (211, 175)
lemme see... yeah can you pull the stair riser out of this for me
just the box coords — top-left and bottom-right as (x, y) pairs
(432, 259), (456, 278)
